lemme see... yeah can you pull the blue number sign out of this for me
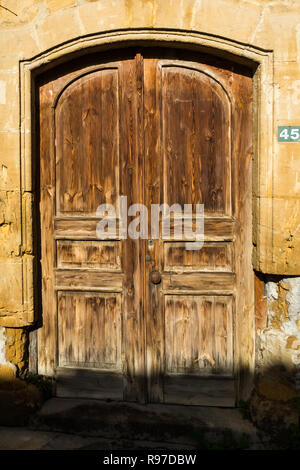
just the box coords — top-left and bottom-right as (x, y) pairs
(278, 126), (300, 142)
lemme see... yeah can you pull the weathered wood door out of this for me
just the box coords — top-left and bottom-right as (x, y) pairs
(37, 48), (253, 406)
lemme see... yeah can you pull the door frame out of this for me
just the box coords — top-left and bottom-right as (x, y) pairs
(20, 29), (274, 402)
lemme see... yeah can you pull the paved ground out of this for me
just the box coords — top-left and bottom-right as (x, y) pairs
(0, 425), (268, 450)
(0, 398), (270, 450)
(0, 427), (97, 450)
(0, 426), (197, 450)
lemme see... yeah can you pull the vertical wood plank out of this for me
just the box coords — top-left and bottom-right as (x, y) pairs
(38, 81), (57, 376)
(120, 55), (146, 402)
(144, 57), (165, 402)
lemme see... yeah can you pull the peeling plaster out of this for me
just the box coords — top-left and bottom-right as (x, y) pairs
(0, 327), (6, 365)
(258, 276), (300, 392)
(265, 281), (278, 301)
(286, 277), (300, 318)
(0, 327), (17, 373)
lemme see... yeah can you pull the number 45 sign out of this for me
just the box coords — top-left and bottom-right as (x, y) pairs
(278, 126), (300, 142)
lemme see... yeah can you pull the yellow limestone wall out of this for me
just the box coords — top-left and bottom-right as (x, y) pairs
(0, 1), (299, 415)
(0, 0), (299, 327)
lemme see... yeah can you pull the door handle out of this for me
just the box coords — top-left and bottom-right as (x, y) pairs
(150, 271), (161, 284)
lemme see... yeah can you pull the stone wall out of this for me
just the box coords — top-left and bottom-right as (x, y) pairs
(252, 277), (300, 429)
(0, 0), (299, 426)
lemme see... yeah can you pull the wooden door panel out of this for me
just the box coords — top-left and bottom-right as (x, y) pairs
(163, 294), (234, 406)
(163, 375), (235, 407)
(161, 65), (231, 215)
(55, 368), (123, 400)
(55, 68), (120, 215)
(164, 295), (233, 375)
(162, 272), (235, 293)
(57, 291), (122, 369)
(54, 217), (118, 240)
(56, 240), (121, 270)
(163, 241), (233, 272)
(54, 270), (123, 291)
(162, 217), (235, 241)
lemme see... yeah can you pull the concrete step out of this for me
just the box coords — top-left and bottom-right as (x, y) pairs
(29, 398), (267, 449)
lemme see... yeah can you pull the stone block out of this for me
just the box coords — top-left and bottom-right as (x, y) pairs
(0, 133), (20, 190)
(0, 28), (40, 59)
(196, 0), (263, 45)
(272, 198), (300, 274)
(5, 328), (28, 374)
(0, 71), (19, 132)
(36, 8), (83, 51)
(273, 143), (300, 199)
(154, 0), (202, 30)
(0, 0), (40, 28)
(0, 259), (23, 320)
(252, 3), (300, 61)
(274, 62), (300, 124)
(46, 0), (76, 14)
(0, 190), (21, 257)
(77, 0), (127, 33)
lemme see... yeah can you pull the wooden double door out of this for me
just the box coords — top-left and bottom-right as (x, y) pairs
(37, 48), (253, 406)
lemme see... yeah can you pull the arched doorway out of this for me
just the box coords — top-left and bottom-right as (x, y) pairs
(37, 47), (253, 406)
